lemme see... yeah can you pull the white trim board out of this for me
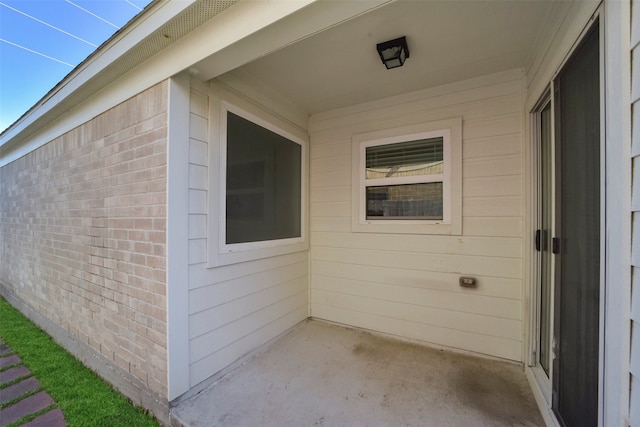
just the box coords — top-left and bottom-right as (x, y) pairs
(167, 73), (192, 400)
(602, 1), (632, 425)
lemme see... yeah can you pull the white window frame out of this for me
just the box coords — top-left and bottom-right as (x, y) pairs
(208, 86), (308, 267)
(351, 117), (462, 235)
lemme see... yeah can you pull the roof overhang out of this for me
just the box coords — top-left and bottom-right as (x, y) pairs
(1, 0), (391, 165)
(1, 0), (583, 167)
(2, 0), (224, 149)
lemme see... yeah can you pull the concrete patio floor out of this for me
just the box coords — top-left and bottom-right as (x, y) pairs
(171, 320), (544, 427)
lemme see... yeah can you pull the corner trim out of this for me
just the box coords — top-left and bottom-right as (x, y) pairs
(167, 74), (191, 400)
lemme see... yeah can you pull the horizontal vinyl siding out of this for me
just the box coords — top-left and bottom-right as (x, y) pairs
(186, 79), (308, 388)
(308, 70), (525, 361)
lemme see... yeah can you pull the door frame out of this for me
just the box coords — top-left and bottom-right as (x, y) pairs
(526, 7), (605, 427)
(529, 89), (555, 407)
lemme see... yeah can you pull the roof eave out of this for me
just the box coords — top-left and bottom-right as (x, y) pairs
(0, 0), (198, 151)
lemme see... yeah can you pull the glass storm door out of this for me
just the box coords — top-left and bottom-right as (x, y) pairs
(552, 23), (600, 427)
(536, 100), (553, 379)
(534, 21), (600, 427)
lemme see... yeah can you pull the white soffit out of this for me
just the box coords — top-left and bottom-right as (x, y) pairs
(231, 0), (556, 114)
(94, 0), (240, 86)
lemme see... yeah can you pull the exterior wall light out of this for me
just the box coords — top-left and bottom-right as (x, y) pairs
(376, 36), (410, 69)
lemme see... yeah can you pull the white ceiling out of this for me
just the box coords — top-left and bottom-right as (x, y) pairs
(227, 0), (554, 115)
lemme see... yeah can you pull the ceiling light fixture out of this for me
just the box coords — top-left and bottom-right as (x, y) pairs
(376, 36), (410, 69)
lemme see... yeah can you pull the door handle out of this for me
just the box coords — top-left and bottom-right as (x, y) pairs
(535, 229), (541, 252)
(552, 237), (560, 254)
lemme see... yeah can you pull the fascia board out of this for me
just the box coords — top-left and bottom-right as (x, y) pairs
(0, 0), (314, 166)
(0, 0), (197, 147)
(143, 0), (318, 80)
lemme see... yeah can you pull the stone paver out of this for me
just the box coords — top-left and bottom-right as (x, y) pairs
(22, 408), (66, 427)
(0, 377), (41, 405)
(0, 391), (54, 425)
(0, 366), (30, 384)
(0, 354), (21, 369)
(0, 340), (66, 426)
(0, 345), (10, 357)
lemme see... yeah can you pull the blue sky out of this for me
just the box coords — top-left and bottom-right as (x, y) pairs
(0, 0), (152, 132)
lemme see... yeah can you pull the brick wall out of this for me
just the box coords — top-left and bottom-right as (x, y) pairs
(0, 82), (169, 401)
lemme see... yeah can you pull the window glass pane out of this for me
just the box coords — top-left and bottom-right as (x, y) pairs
(366, 182), (443, 219)
(366, 137), (443, 179)
(226, 112), (301, 244)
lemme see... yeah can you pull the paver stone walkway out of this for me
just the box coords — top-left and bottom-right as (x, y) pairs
(0, 339), (66, 427)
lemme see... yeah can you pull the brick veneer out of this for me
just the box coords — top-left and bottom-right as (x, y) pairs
(0, 83), (169, 409)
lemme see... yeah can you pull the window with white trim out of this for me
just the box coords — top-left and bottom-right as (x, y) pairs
(365, 136), (446, 220)
(224, 110), (302, 246)
(208, 90), (308, 267)
(352, 118), (462, 235)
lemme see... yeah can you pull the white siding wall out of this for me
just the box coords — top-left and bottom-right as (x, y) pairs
(186, 78), (308, 388)
(631, 0), (640, 423)
(308, 70), (525, 362)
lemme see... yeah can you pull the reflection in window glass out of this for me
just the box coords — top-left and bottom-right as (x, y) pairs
(366, 183), (443, 219)
(366, 138), (443, 179)
(226, 112), (301, 244)
(364, 137), (444, 220)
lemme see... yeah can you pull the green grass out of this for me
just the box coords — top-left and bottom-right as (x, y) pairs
(0, 296), (161, 427)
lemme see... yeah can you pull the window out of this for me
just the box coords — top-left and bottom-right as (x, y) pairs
(225, 112), (301, 245)
(352, 118), (462, 235)
(209, 93), (307, 267)
(365, 137), (444, 220)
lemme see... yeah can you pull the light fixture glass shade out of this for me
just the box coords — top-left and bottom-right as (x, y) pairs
(376, 36), (410, 69)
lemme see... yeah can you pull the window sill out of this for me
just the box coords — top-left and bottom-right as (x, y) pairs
(352, 219), (461, 235)
(208, 240), (308, 268)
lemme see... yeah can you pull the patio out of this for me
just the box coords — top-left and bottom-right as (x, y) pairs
(170, 320), (543, 426)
